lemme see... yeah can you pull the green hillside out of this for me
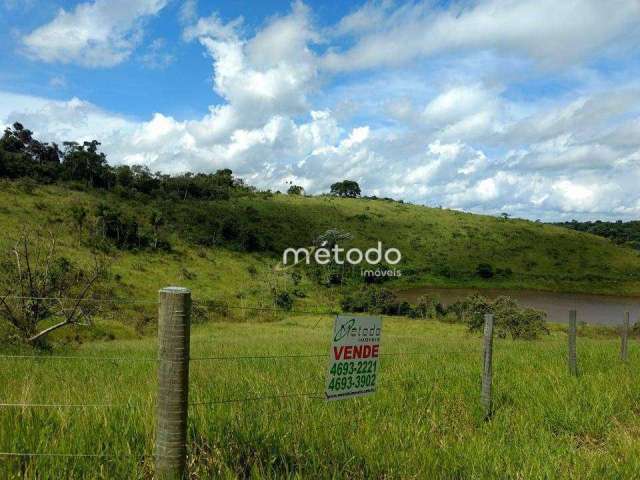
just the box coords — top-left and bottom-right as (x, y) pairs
(2, 179), (639, 312)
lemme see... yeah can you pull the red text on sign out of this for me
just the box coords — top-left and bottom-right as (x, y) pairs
(333, 344), (379, 360)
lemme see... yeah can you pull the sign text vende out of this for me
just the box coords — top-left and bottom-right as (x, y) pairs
(333, 344), (379, 360)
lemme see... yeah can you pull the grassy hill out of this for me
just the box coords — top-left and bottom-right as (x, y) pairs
(2, 179), (640, 311)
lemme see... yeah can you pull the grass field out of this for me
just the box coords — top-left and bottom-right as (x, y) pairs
(2, 314), (639, 479)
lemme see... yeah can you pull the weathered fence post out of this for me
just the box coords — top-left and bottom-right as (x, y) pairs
(620, 311), (630, 362)
(568, 310), (578, 376)
(156, 287), (191, 480)
(481, 313), (494, 420)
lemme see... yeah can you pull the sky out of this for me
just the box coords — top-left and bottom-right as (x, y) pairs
(1, 0), (640, 221)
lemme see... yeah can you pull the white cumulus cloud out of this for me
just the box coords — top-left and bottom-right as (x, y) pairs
(22, 0), (168, 67)
(324, 0), (640, 72)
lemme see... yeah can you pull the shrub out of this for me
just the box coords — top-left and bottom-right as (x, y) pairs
(16, 177), (37, 194)
(292, 289), (306, 298)
(464, 295), (548, 339)
(93, 203), (150, 250)
(476, 263), (494, 278)
(341, 288), (410, 315)
(340, 290), (371, 312)
(191, 303), (210, 324)
(446, 300), (468, 322)
(290, 271), (302, 285)
(273, 290), (294, 311)
(287, 185), (304, 195)
(197, 299), (231, 319)
(410, 295), (441, 319)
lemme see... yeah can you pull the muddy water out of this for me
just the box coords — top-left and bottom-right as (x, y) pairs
(396, 287), (640, 326)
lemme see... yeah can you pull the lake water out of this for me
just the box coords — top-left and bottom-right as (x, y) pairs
(396, 287), (640, 326)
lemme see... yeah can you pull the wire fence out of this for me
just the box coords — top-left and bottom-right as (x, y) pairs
(0, 295), (449, 460)
(0, 294), (635, 465)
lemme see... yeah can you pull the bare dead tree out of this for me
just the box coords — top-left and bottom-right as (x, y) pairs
(0, 230), (106, 344)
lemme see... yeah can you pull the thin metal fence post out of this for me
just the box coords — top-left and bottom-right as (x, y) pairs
(481, 313), (494, 420)
(156, 287), (191, 480)
(621, 311), (630, 362)
(568, 310), (578, 376)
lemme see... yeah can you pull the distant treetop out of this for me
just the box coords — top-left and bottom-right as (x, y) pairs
(330, 180), (361, 198)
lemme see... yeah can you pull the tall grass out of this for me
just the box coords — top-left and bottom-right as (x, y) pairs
(1, 316), (640, 479)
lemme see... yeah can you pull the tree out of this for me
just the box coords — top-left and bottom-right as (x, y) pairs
(150, 210), (165, 249)
(500, 212), (511, 220)
(0, 231), (106, 344)
(313, 229), (353, 286)
(94, 203), (146, 249)
(330, 180), (361, 198)
(62, 140), (112, 188)
(69, 204), (88, 237)
(287, 185), (304, 195)
(0, 123), (61, 180)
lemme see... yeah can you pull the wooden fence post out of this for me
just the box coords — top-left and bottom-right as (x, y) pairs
(481, 313), (494, 420)
(621, 311), (630, 362)
(568, 310), (578, 376)
(156, 287), (191, 480)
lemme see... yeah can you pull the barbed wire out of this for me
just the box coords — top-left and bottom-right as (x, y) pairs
(0, 402), (125, 408)
(189, 350), (480, 362)
(1, 295), (341, 314)
(0, 348), (484, 364)
(189, 353), (324, 361)
(0, 451), (126, 458)
(1, 295), (158, 305)
(0, 366), (473, 410)
(189, 391), (322, 406)
(188, 378), (451, 408)
(0, 354), (156, 362)
(192, 301), (340, 316)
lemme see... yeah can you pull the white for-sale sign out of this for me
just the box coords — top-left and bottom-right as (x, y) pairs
(325, 315), (382, 401)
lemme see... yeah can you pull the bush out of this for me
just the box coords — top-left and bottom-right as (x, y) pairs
(287, 185), (304, 195)
(409, 295), (442, 319)
(464, 295), (548, 339)
(476, 263), (494, 278)
(191, 303), (210, 324)
(273, 290), (294, 311)
(94, 203), (150, 250)
(446, 300), (468, 322)
(16, 177), (37, 194)
(341, 288), (411, 315)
